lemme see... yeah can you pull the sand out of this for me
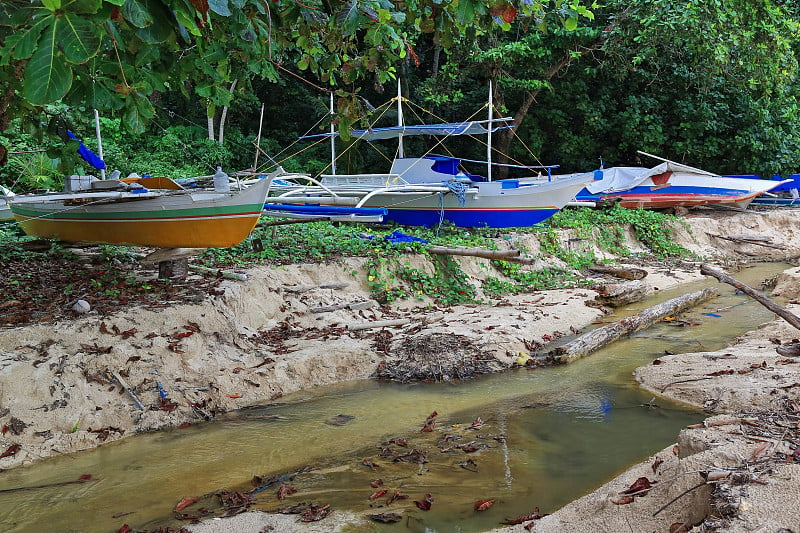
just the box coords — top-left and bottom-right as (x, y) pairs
(1, 207), (800, 532)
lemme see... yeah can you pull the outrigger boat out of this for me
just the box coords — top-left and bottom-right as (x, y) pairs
(573, 152), (789, 209)
(266, 85), (592, 228)
(9, 174), (271, 248)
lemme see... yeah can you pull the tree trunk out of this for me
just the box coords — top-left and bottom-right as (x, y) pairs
(700, 263), (800, 331)
(593, 279), (651, 307)
(428, 245), (520, 260)
(207, 113), (215, 142)
(217, 79), (238, 145)
(588, 264), (649, 280)
(544, 287), (719, 363)
(431, 45), (441, 80)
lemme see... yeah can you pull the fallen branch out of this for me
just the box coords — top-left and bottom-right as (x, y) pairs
(706, 233), (785, 250)
(347, 318), (411, 331)
(652, 480), (707, 517)
(109, 370), (145, 411)
(284, 282), (349, 293)
(588, 264), (648, 280)
(188, 265), (248, 281)
(310, 301), (378, 313)
(545, 288), (719, 363)
(700, 264), (800, 331)
(428, 246), (520, 260)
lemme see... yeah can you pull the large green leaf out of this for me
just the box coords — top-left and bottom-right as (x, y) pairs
(135, 0), (177, 43)
(208, 0), (232, 17)
(337, 0), (360, 35)
(69, 0), (104, 14)
(121, 0), (154, 28)
(22, 27), (72, 104)
(56, 13), (102, 63)
(11, 10), (52, 59)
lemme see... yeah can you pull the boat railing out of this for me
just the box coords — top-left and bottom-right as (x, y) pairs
(320, 174), (409, 187)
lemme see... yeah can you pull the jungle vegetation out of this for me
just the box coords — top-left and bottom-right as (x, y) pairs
(1, 0), (799, 191)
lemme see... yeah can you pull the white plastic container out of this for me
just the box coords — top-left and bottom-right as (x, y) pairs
(213, 167), (230, 192)
(65, 175), (96, 192)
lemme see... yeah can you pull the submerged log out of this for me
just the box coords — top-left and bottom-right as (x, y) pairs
(588, 264), (648, 280)
(546, 287), (719, 363)
(593, 280), (651, 307)
(700, 263), (800, 331)
(428, 246), (520, 260)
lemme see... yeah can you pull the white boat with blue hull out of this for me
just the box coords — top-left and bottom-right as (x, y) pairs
(265, 82), (592, 228)
(276, 154), (589, 228)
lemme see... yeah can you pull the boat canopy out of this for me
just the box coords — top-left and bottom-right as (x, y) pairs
(586, 162), (719, 194)
(301, 118), (515, 142)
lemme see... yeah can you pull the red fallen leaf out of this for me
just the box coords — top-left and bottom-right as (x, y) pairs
(413, 493), (434, 511)
(299, 503), (331, 522)
(118, 525), (131, 533)
(185, 321), (201, 332)
(468, 417), (484, 430)
(277, 485), (297, 500)
(420, 420), (435, 432)
(369, 478), (384, 488)
(179, 422), (191, 429)
(270, 392), (283, 400)
(385, 491), (408, 505)
(172, 331), (194, 339)
(369, 489), (388, 500)
(1, 425), (7, 435)
(652, 359), (662, 365)
(174, 496), (200, 512)
(78, 474), (92, 481)
(362, 458), (379, 468)
(0, 443), (21, 458)
(120, 328), (137, 339)
(621, 477), (655, 496)
(501, 507), (544, 525)
(228, 393), (242, 399)
(474, 498), (496, 511)
(126, 356), (141, 363)
(669, 522), (691, 533)
(100, 322), (111, 334)
(611, 495), (635, 505)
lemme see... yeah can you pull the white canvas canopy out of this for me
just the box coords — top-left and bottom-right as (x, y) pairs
(586, 161), (719, 194)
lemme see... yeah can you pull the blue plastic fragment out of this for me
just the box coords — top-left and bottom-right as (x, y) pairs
(703, 313), (722, 317)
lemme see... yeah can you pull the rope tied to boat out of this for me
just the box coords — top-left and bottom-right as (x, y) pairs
(447, 180), (469, 207)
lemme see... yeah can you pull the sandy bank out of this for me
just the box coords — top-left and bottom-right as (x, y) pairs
(1, 208), (799, 532)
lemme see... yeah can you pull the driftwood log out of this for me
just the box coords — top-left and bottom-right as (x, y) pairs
(593, 280), (651, 307)
(588, 264), (648, 280)
(428, 246), (520, 260)
(545, 287), (719, 363)
(706, 233), (786, 250)
(700, 263), (800, 331)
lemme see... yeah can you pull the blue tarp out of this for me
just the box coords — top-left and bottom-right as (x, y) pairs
(384, 230), (428, 244)
(67, 130), (106, 170)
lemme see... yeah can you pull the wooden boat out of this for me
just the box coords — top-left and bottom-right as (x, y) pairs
(9, 175), (271, 248)
(573, 153), (789, 209)
(270, 153), (591, 228)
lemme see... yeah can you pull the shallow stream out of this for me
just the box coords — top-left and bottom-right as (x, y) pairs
(0, 263), (788, 532)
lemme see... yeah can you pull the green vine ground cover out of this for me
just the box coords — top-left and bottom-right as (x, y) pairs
(0, 206), (692, 320)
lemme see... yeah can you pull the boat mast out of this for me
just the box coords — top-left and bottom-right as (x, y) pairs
(93, 109), (105, 180)
(330, 92), (337, 175)
(397, 78), (404, 158)
(487, 81), (493, 182)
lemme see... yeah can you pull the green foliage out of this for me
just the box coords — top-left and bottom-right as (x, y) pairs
(546, 205), (693, 260)
(484, 261), (586, 297)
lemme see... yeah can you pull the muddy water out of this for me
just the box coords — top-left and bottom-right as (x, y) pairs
(0, 264), (787, 533)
